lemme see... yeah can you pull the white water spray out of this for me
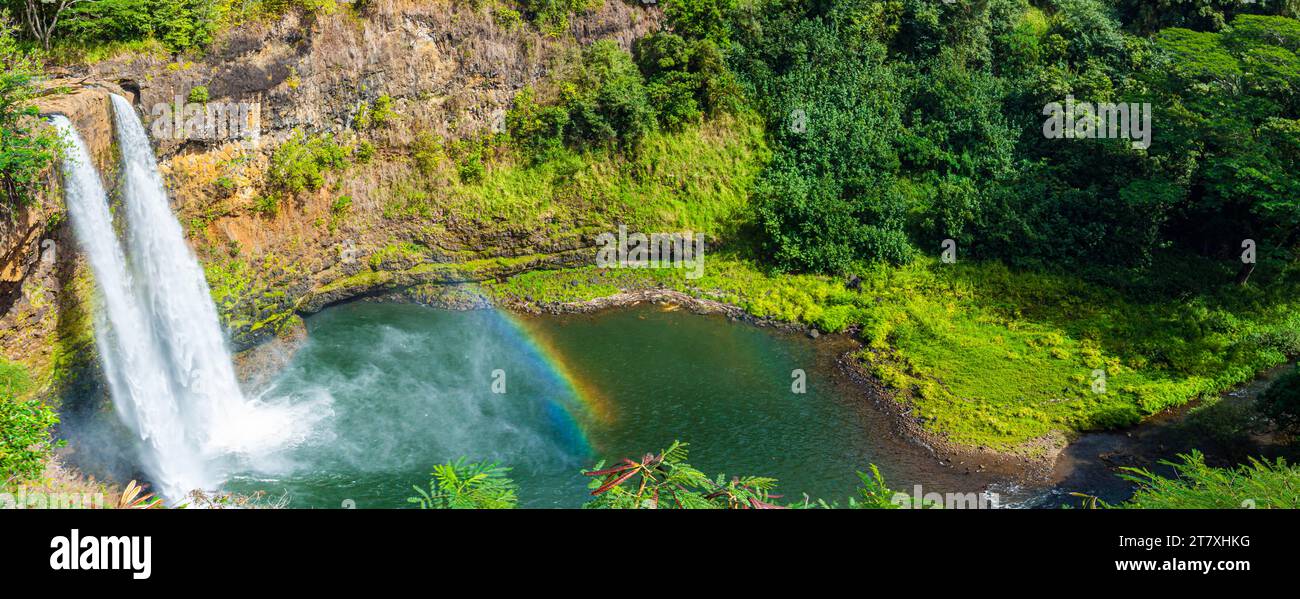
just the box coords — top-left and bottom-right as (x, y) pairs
(52, 116), (207, 498)
(54, 99), (328, 501)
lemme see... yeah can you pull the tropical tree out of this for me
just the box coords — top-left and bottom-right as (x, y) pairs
(10, 0), (86, 49)
(1145, 16), (1300, 281)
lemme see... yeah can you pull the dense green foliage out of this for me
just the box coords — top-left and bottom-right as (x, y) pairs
(507, 36), (738, 157)
(649, 0), (1300, 273)
(408, 458), (519, 509)
(3, 0), (220, 51)
(1259, 366), (1300, 435)
(634, 32), (740, 130)
(265, 130), (348, 194)
(519, 0), (602, 37)
(1118, 450), (1300, 508)
(3, 0), (343, 53)
(6, 0), (1298, 505)
(413, 111), (766, 237)
(1114, 0), (1300, 33)
(584, 442), (901, 509)
(0, 20), (58, 219)
(0, 359), (58, 483)
(353, 94), (395, 130)
(465, 0), (1300, 456)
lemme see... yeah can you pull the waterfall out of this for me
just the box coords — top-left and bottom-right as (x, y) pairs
(109, 94), (260, 455)
(52, 116), (209, 499)
(53, 99), (329, 502)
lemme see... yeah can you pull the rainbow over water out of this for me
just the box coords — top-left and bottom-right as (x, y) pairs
(495, 310), (616, 454)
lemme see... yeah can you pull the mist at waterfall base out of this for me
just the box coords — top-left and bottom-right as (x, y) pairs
(54, 100), (330, 502)
(222, 302), (992, 508)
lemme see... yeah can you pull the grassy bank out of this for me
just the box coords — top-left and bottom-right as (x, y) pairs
(377, 113), (769, 240)
(484, 255), (1300, 452)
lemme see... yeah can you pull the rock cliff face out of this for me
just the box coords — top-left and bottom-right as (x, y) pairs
(0, 84), (122, 394)
(0, 1), (664, 376)
(1, 84), (116, 305)
(94, 1), (659, 154)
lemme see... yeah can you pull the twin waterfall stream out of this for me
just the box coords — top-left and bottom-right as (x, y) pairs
(53, 96), (322, 502)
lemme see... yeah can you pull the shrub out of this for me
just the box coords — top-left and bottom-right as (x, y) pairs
(520, 0), (601, 37)
(562, 40), (656, 151)
(446, 135), (499, 185)
(506, 85), (568, 160)
(330, 194), (352, 215)
(352, 95), (393, 131)
(0, 359), (58, 483)
(411, 132), (445, 177)
(584, 441), (900, 508)
(265, 131), (348, 194)
(1119, 451), (1300, 509)
(187, 85), (210, 104)
(353, 140), (375, 164)
(1259, 366), (1300, 435)
(252, 194), (280, 217)
(407, 459), (518, 509)
(368, 241), (424, 270)
(58, 0), (219, 52)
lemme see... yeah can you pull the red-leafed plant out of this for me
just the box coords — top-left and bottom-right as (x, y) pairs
(583, 441), (786, 509)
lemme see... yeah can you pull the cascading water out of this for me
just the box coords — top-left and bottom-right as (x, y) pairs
(54, 100), (329, 502)
(108, 94), (325, 458)
(52, 116), (208, 498)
